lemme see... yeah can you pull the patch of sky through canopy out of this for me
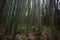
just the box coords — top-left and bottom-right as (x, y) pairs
(58, 0), (60, 10)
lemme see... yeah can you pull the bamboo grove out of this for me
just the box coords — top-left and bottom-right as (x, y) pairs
(0, 0), (60, 39)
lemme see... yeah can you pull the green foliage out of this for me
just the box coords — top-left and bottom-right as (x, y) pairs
(51, 28), (58, 37)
